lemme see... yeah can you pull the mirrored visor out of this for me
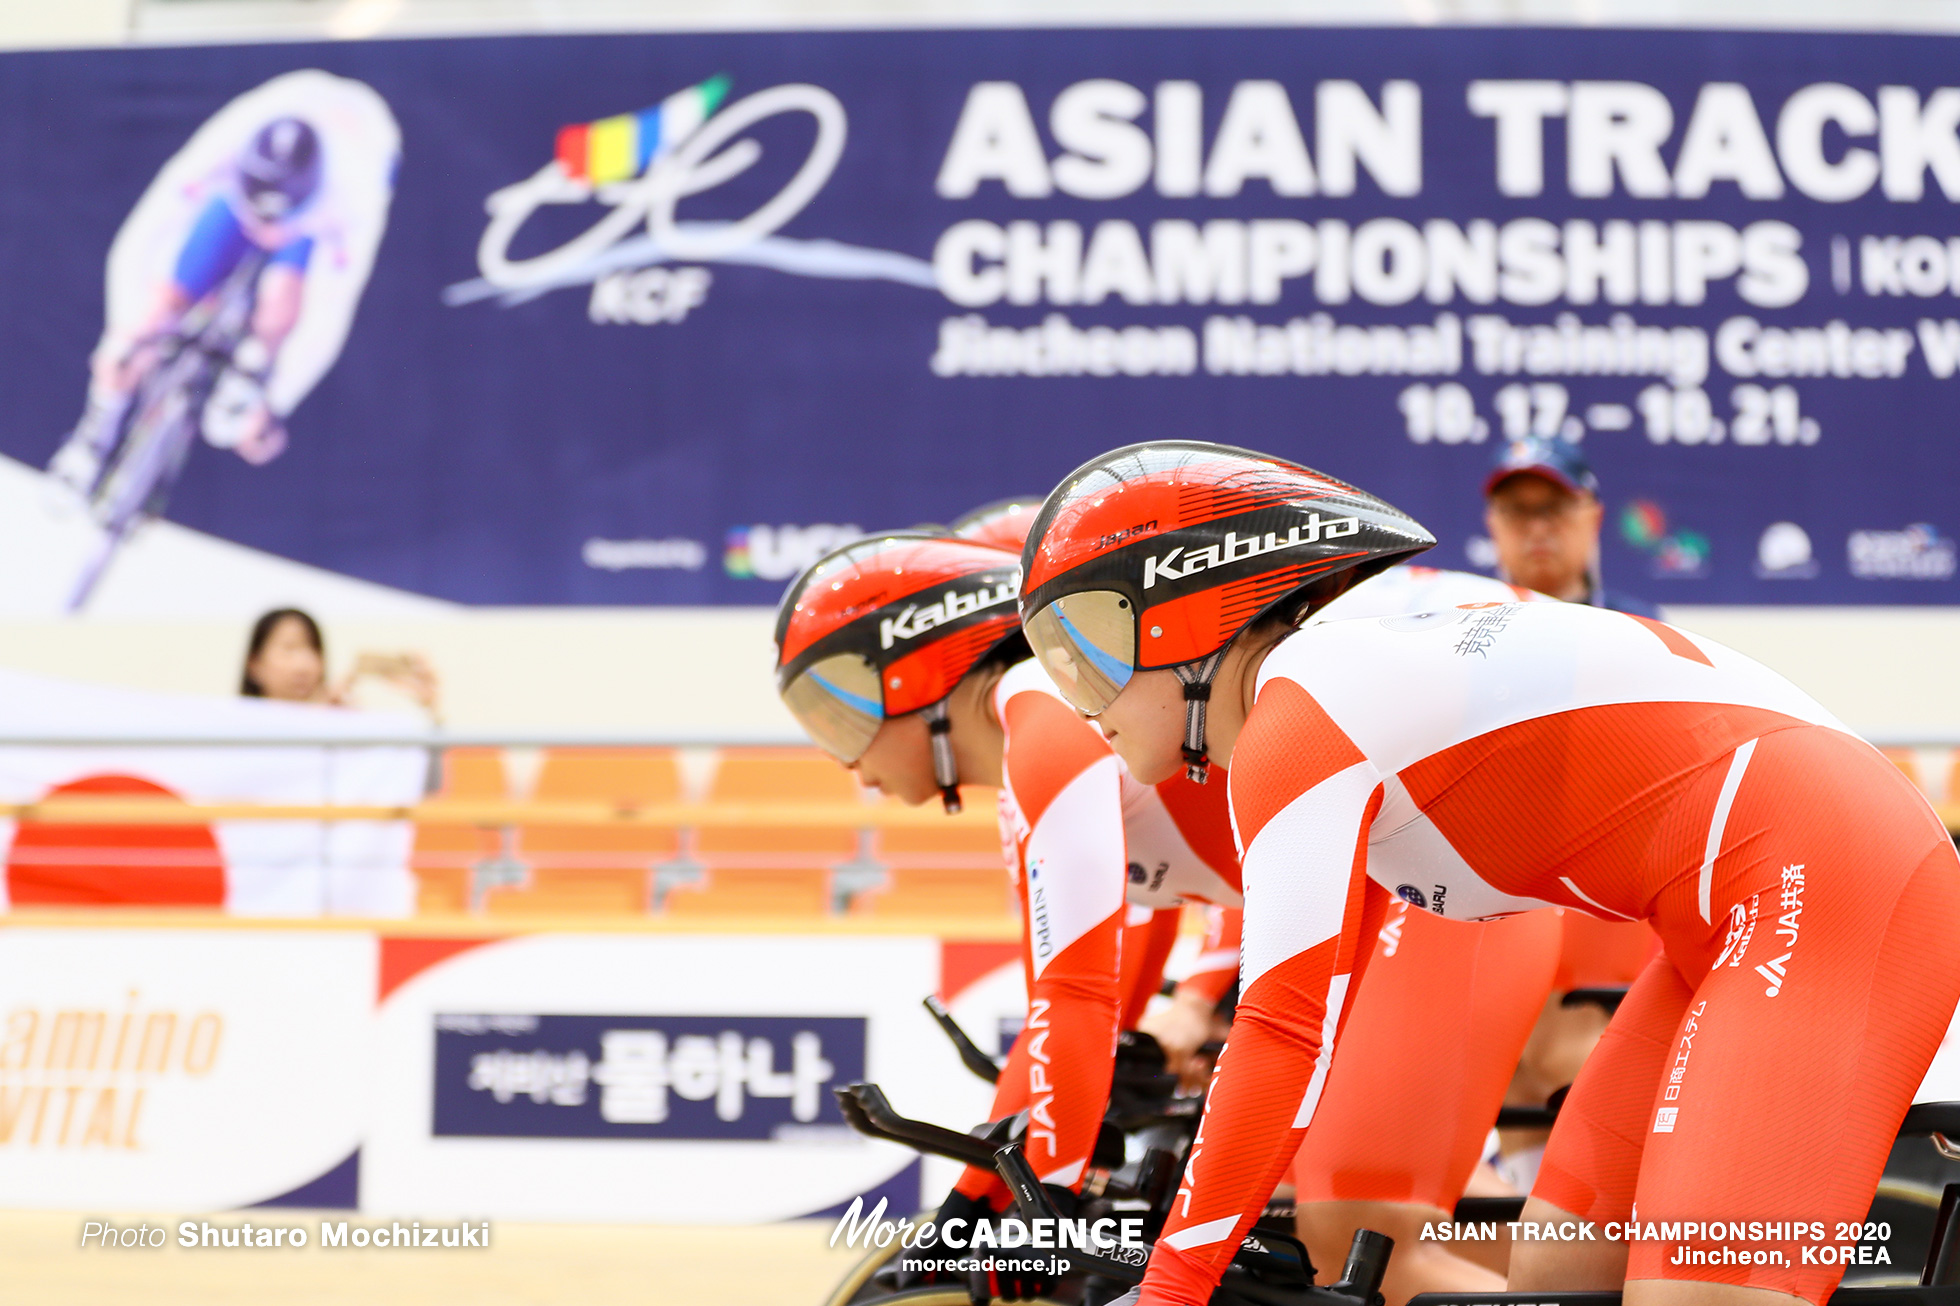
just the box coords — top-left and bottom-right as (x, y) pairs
(1023, 590), (1137, 715)
(782, 653), (885, 763)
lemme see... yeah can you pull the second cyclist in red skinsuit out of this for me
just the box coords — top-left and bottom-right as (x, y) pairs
(1020, 441), (1960, 1306)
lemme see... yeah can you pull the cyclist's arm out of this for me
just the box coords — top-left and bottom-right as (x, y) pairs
(1119, 906), (1184, 1029)
(1140, 905), (1238, 1093)
(1142, 682), (1383, 1306)
(1174, 906), (1241, 1007)
(250, 260), (307, 350)
(953, 689), (1127, 1206)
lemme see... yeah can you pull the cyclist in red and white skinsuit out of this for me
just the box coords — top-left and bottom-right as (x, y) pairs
(1287, 564), (1569, 1295)
(1020, 442), (1960, 1306)
(772, 529), (1236, 1298)
(974, 485), (1617, 1303)
(1318, 566), (1665, 1218)
(953, 497), (1243, 1046)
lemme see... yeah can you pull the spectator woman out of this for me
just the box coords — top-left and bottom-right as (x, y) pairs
(240, 607), (439, 716)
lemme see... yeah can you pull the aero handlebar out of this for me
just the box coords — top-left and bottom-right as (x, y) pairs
(922, 996), (1003, 1086)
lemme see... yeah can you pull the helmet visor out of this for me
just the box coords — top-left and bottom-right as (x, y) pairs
(244, 185), (293, 220)
(782, 653), (885, 763)
(1023, 590), (1137, 715)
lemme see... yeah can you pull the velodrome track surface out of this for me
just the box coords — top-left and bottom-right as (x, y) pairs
(2, 1211), (861, 1304)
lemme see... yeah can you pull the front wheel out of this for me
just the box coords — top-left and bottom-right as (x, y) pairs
(819, 1229), (912, 1306)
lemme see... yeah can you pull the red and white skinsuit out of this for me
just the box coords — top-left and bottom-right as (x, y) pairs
(958, 566), (1633, 1214)
(1291, 567), (1657, 1209)
(1142, 600), (1960, 1306)
(949, 658), (1245, 1208)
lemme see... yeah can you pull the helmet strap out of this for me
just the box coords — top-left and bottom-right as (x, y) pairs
(925, 701), (962, 814)
(1172, 650), (1227, 784)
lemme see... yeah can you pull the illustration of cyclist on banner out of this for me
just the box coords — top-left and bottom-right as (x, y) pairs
(47, 69), (398, 611)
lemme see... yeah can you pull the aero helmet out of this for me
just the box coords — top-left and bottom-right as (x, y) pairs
(238, 117), (322, 221)
(1020, 441), (1434, 781)
(949, 496), (1044, 553)
(774, 531), (1022, 812)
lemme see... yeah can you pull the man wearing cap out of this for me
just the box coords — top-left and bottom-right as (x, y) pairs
(1475, 433), (1661, 1213)
(1483, 435), (1658, 618)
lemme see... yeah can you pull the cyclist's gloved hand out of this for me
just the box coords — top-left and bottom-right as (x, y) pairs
(981, 1247), (1065, 1301)
(975, 1184), (1078, 1302)
(896, 1189), (995, 1289)
(930, 1187), (994, 1250)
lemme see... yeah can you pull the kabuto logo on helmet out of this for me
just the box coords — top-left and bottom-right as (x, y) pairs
(878, 578), (1019, 648)
(1140, 516), (1360, 590)
(774, 531), (1027, 813)
(1021, 440), (1436, 784)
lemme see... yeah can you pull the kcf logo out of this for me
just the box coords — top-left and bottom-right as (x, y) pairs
(444, 75), (930, 315)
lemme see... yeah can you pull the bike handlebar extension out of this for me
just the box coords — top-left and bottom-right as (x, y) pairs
(922, 996), (1003, 1086)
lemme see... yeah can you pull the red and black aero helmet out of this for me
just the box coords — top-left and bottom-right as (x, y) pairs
(774, 531), (1023, 812)
(1020, 441), (1434, 781)
(949, 496), (1044, 552)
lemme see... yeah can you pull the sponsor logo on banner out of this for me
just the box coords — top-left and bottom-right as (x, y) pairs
(724, 523), (861, 581)
(0, 995), (222, 1151)
(432, 1013), (864, 1140)
(0, 929), (373, 1212)
(1754, 522), (1818, 579)
(1620, 500), (1710, 579)
(1395, 884), (1429, 909)
(1847, 524), (1957, 579)
(582, 538), (708, 571)
(445, 76), (933, 311)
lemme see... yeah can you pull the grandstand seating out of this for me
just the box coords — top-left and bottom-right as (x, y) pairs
(411, 746), (508, 914)
(22, 742), (1959, 920)
(492, 747), (683, 916)
(858, 786), (1011, 918)
(666, 748), (859, 915)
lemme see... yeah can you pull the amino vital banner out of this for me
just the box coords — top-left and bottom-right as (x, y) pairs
(2, 28), (1958, 609)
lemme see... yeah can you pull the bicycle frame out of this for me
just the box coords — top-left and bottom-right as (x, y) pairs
(67, 247), (271, 611)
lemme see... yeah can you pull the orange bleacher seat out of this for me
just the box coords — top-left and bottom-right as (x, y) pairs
(666, 748), (856, 915)
(412, 747), (508, 914)
(855, 786), (1012, 918)
(489, 748), (682, 917)
(1881, 748), (1922, 790)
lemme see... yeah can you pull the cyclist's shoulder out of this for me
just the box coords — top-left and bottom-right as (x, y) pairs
(994, 655), (1062, 714)
(998, 659), (1110, 774)
(1311, 565), (1545, 623)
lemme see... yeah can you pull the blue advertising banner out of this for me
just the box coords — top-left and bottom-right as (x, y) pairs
(431, 1012), (865, 1140)
(2, 27), (1957, 607)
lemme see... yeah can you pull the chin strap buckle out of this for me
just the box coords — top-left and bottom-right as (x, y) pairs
(1171, 650), (1226, 785)
(925, 701), (962, 814)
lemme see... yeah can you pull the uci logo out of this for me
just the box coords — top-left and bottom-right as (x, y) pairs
(725, 523), (861, 581)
